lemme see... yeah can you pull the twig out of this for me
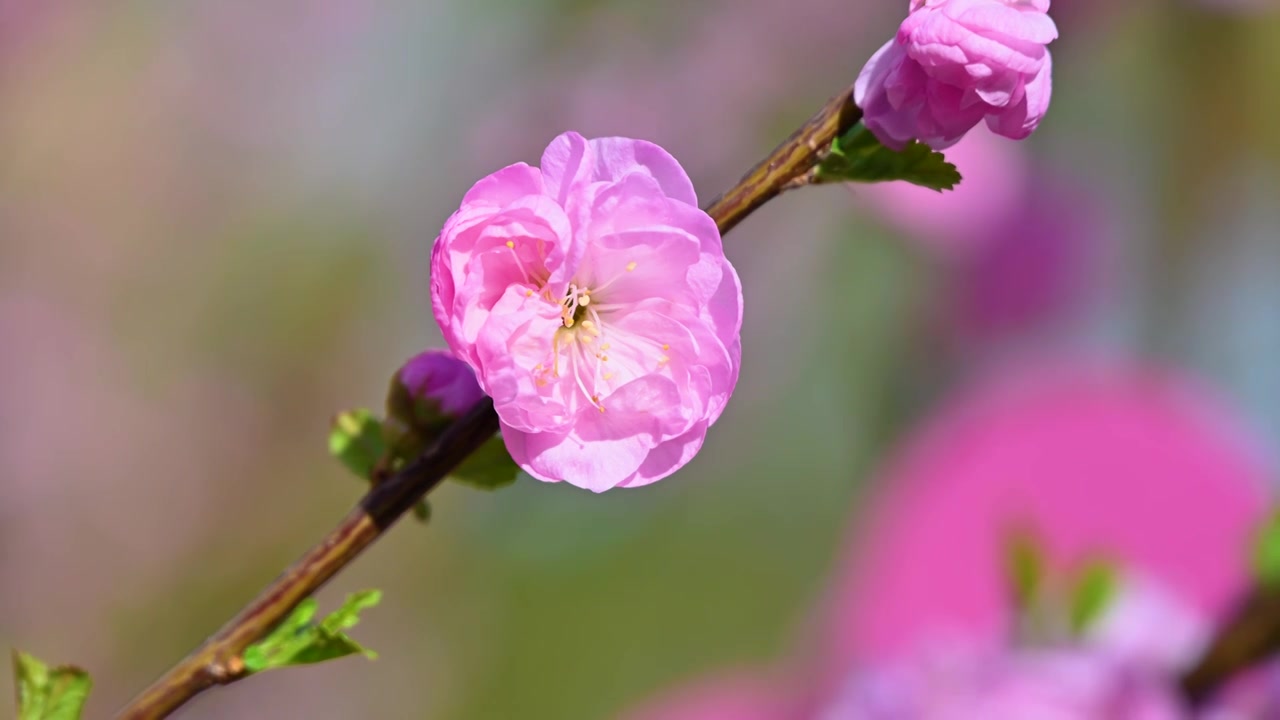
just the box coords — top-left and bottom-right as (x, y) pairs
(703, 91), (861, 234)
(112, 88), (862, 720)
(1180, 585), (1280, 705)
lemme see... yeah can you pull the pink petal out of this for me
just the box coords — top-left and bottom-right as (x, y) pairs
(588, 136), (699, 207)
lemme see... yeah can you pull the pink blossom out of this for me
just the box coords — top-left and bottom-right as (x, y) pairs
(854, 0), (1058, 150)
(824, 646), (1184, 720)
(623, 364), (1272, 719)
(431, 132), (742, 492)
(829, 364), (1268, 672)
(396, 349), (485, 417)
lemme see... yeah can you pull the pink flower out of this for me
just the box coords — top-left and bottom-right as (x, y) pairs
(430, 132), (742, 492)
(623, 363), (1273, 719)
(854, 0), (1058, 150)
(396, 349), (485, 417)
(824, 646), (1185, 720)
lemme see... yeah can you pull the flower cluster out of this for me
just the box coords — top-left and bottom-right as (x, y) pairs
(855, 0), (1058, 150)
(431, 132), (742, 492)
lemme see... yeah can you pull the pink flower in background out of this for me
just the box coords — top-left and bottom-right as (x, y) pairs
(824, 647), (1184, 720)
(855, 125), (1029, 256)
(396, 349), (485, 417)
(431, 132), (742, 492)
(854, 126), (1106, 354)
(855, 0), (1058, 150)
(830, 365), (1267, 671)
(624, 364), (1273, 719)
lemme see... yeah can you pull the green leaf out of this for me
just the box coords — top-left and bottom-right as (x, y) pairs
(12, 650), (92, 720)
(448, 435), (519, 491)
(329, 409), (387, 480)
(815, 123), (961, 191)
(1003, 529), (1045, 612)
(1253, 509), (1280, 587)
(1068, 560), (1119, 635)
(241, 590), (382, 673)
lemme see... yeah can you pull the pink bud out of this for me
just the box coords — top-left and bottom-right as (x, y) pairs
(855, 0), (1058, 150)
(396, 349), (485, 418)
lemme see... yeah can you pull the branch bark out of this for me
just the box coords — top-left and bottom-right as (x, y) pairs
(1180, 585), (1280, 705)
(112, 89), (861, 720)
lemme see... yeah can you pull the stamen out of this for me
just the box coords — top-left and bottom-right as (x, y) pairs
(570, 344), (603, 411)
(505, 240), (535, 284)
(552, 333), (562, 377)
(626, 261), (637, 272)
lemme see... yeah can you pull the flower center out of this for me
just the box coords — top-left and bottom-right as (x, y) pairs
(561, 283), (592, 328)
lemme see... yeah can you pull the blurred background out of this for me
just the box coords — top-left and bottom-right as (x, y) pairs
(2, 1), (1279, 718)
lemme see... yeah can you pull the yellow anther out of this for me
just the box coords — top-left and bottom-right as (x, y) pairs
(601, 343), (611, 351)
(626, 261), (637, 272)
(579, 295), (591, 306)
(506, 240), (515, 249)
(525, 290), (534, 297)
(662, 343), (669, 350)
(603, 372), (614, 380)
(658, 356), (670, 365)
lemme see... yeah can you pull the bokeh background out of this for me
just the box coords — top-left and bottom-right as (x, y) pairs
(3, 1), (1280, 718)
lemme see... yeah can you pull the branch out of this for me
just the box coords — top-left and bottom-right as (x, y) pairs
(1180, 585), (1280, 705)
(112, 89), (862, 720)
(703, 92), (862, 234)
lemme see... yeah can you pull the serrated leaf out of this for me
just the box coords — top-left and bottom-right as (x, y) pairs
(815, 124), (961, 191)
(12, 650), (92, 720)
(329, 409), (386, 480)
(1253, 510), (1280, 587)
(448, 435), (519, 491)
(1003, 529), (1045, 612)
(1068, 560), (1118, 635)
(241, 590), (382, 673)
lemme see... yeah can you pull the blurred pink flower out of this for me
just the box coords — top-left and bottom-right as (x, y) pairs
(624, 364), (1272, 719)
(397, 349), (484, 417)
(824, 364), (1268, 677)
(823, 646), (1183, 720)
(431, 132), (742, 492)
(855, 0), (1058, 150)
(856, 130), (1107, 353)
(856, 126), (1030, 257)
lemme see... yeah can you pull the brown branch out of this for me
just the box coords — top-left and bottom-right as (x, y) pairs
(703, 91), (861, 235)
(1180, 585), (1280, 705)
(115, 400), (500, 719)
(112, 88), (863, 720)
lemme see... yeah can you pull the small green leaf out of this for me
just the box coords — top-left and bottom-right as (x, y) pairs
(1068, 560), (1119, 635)
(329, 410), (387, 480)
(448, 435), (519, 491)
(241, 590), (382, 673)
(1003, 529), (1045, 612)
(815, 123), (961, 191)
(12, 649), (92, 720)
(1253, 509), (1280, 587)
(412, 499), (432, 523)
